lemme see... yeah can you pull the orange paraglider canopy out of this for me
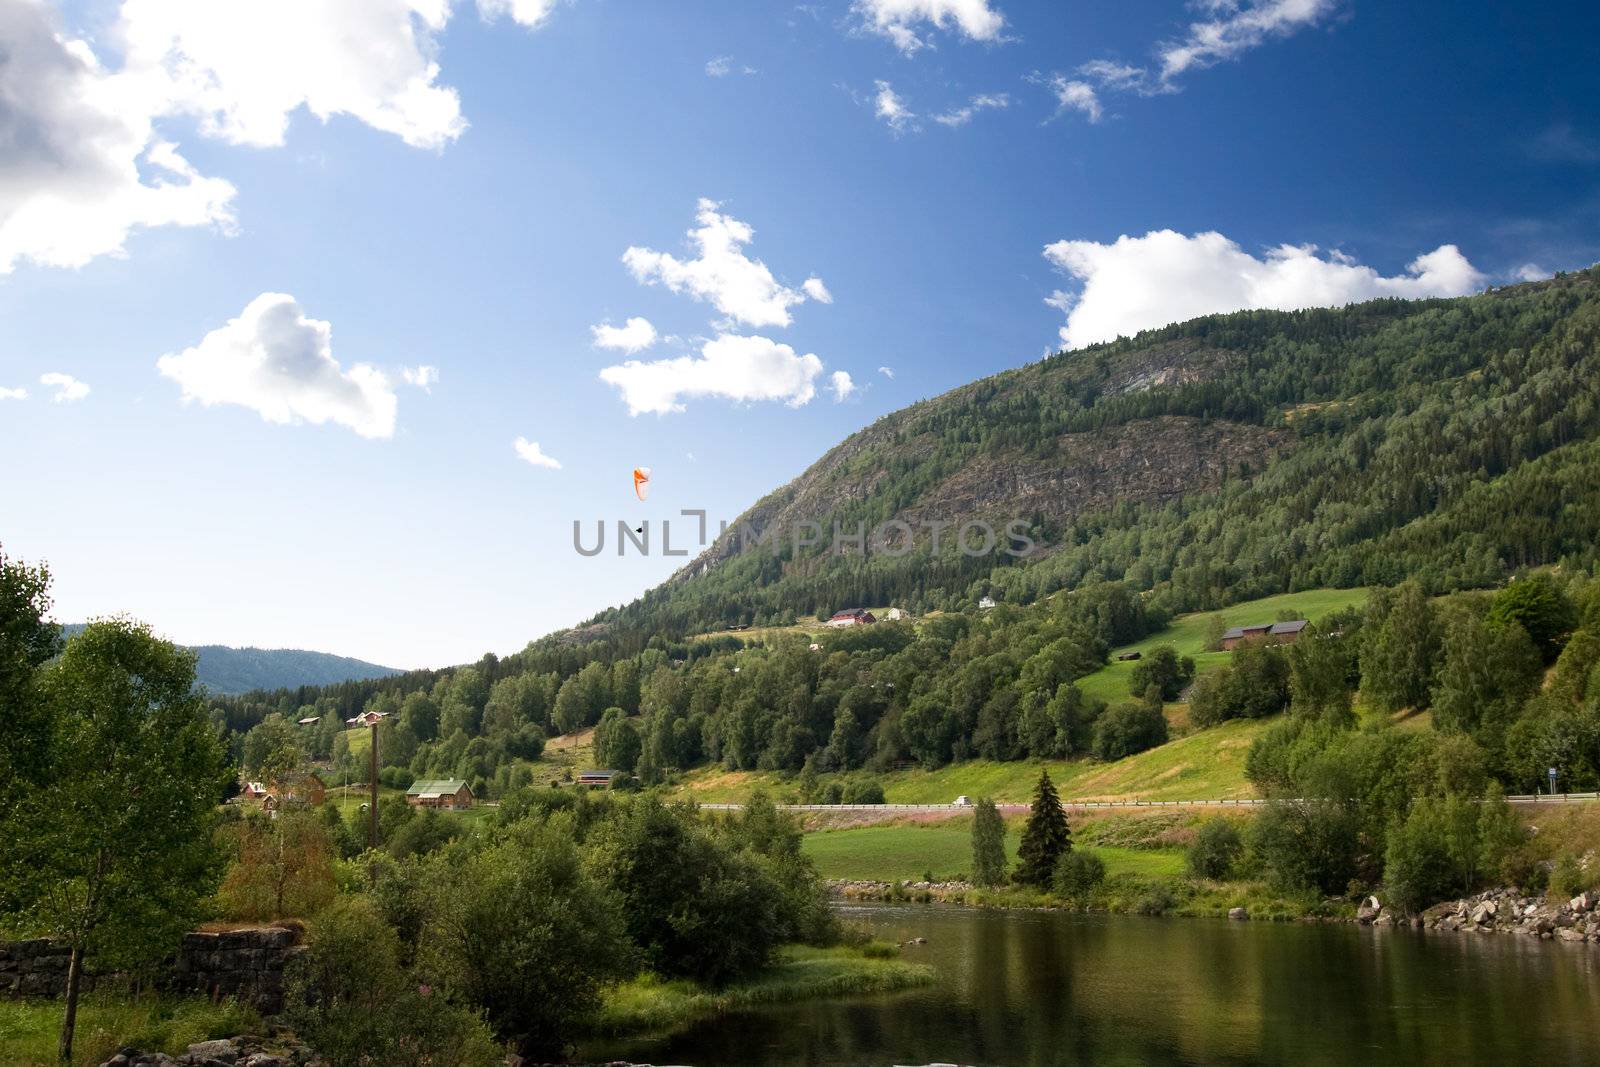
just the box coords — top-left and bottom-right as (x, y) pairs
(633, 466), (651, 502)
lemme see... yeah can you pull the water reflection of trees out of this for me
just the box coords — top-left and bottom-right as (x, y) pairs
(587, 906), (1600, 1067)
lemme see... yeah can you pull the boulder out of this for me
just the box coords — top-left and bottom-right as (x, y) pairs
(1356, 896), (1382, 924)
(183, 1040), (237, 1064)
(1228, 907), (1248, 921)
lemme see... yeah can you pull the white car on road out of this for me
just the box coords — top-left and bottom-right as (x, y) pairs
(953, 795), (973, 807)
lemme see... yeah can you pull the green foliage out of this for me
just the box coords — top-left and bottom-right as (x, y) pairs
(1186, 819), (1244, 880)
(1382, 792), (1524, 914)
(586, 798), (786, 985)
(1128, 646), (1195, 701)
(1551, 854), (1591, 899)
(1431, 613), (1542, 738)
(594, 706), (642, 773)
(288, 897), (502, 1067)
(420, 815), (634, 1056)
(1014, 771), (1071, 886)
(1361, 582), (1442, 713)
(1092, 697), (1169, 760)
(970, 797), (1008, 888)
(217, 808), (337, 921)
(1190, 643), (1291, 727)
(1052, 849), (1107, 901)
(1249, 799), (1362, 896)
(1487, 575), (1577, 662)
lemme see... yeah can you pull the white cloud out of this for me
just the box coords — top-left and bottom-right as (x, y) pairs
(853, 0), (1006, 54)
(156, 292), (398, 438)
(932, 92), (1009, 127)
(0, 0), (236, 273)
(1043, 230), (1486, 349)
(622, 200), (821, 329)
(802, 277), (833, 303)
(1076, 59), (1145, 91)
(600, 334), (824, 416)
(829, 370), (855, 400)
(118, 0), (467, 151)
(39, 372), (89, 403)
(590, 317), (658, 354)
(478, 0), (566, 29)
(0, 386), (29, 400)
(874, 80), (917, 134)
(1157, 0), (1337, 83)
(877, 365), (895, 379)
(1046, 77), (1101, 122)
(2, 0), (569, 275)
(401, 365), (439, 390)
(512, 436), (562, 469)
(705, 55), (756, 78)
(1512, 263), (1551, 283)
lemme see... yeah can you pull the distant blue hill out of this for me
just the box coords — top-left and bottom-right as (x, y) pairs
(60, 624), (403, 695)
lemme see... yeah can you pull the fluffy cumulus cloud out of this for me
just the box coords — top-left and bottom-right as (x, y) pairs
(590, 316), (658, 354)
(1043, 230), (1486, 349)
(156, 293), (398, 438)
(1, 0), (567, 274)
(932, 92), (1009, 127)
(512, 436), (562, 469)
(600, 334), (825, 416)
(0, 0), (235, 272)
(401, 364), (439, 389)
(853, 0), (1005, 54)
(0, 386), (26, 400)
(802, 277), (833, 303)
(873, 81), (917, 134)
(829, 370), (855, 400)
(622, 200), (824, 329)
(39, 372), (89, 403)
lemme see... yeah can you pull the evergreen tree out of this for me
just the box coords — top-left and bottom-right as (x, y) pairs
(1361, 580), (1442, 713)
(1014, 770), (1071, 886)
(970, 797), (1008, 887)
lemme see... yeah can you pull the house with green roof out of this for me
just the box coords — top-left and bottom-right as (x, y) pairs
(405, 777), (474, 809)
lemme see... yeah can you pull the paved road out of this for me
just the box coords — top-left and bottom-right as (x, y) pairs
(697, 792), (1600, 813)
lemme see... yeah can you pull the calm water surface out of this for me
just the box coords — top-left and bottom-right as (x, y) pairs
(582, 903), (1600, 1067)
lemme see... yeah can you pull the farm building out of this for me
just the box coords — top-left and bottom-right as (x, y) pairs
(241, 781), (269, 801)
(345, 710), (388, 728)
(978, 596), (997, 610)
(297, 715), (321, 726)
(406, 778), (474, 809)
(1221, 619), (1309, 651)
(261, 771), (326, 810)
(827, 608), (876, 628)
(577, 769), (620, 789)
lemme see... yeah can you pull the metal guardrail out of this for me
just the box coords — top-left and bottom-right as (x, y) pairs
(697, 793), (1600, 813)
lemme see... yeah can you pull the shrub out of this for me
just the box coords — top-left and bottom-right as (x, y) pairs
(1552, 854), (1590, 899)
(1053, 850), (1107, 901)
(1249, 799), (1360, 896)
(1128, 646), (1196, 701)
(1186, 819), (1243, 880)
(287, 898), (501, 1067)
(1133, 884), (1177, 916)
(1092, 700), (1168, 760)
(842, 778), (886, 804)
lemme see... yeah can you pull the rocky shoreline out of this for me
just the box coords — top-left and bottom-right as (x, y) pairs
(829, 879), (1600, 944)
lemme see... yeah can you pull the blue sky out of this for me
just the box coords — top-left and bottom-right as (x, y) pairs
(2, 0), (1596, 668)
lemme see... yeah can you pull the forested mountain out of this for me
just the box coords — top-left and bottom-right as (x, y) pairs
(61, 625), (401, 694)
(212, 268), (1600, 805)
(589, 266), (1600, 638)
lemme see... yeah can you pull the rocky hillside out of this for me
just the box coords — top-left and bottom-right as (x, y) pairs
(582, 267), (1600, 641)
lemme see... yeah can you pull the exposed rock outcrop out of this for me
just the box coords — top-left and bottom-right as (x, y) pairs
(1421, 889), (1600, 942)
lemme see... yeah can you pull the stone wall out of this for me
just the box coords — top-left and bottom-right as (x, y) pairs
(0, 925), (303, 1014)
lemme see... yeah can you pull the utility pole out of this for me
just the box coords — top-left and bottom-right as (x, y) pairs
(369, 718), (380, 850)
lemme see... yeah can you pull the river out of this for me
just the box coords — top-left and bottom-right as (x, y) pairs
(582, 902), (1600, 1066)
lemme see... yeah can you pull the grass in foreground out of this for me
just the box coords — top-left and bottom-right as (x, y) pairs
(0, 995), (258, 1067)
(583, 945), (934, 1037)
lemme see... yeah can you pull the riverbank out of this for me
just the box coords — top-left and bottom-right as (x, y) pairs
(579, 944), (934, 1039)
(0, 995), (259, 1067)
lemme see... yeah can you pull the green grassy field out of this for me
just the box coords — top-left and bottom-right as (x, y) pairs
(0, 996), (257, 1067)
(1074, 587), (1371, 705)
(800, 820), (1185, 882)
(667, 714), (1270, 806)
